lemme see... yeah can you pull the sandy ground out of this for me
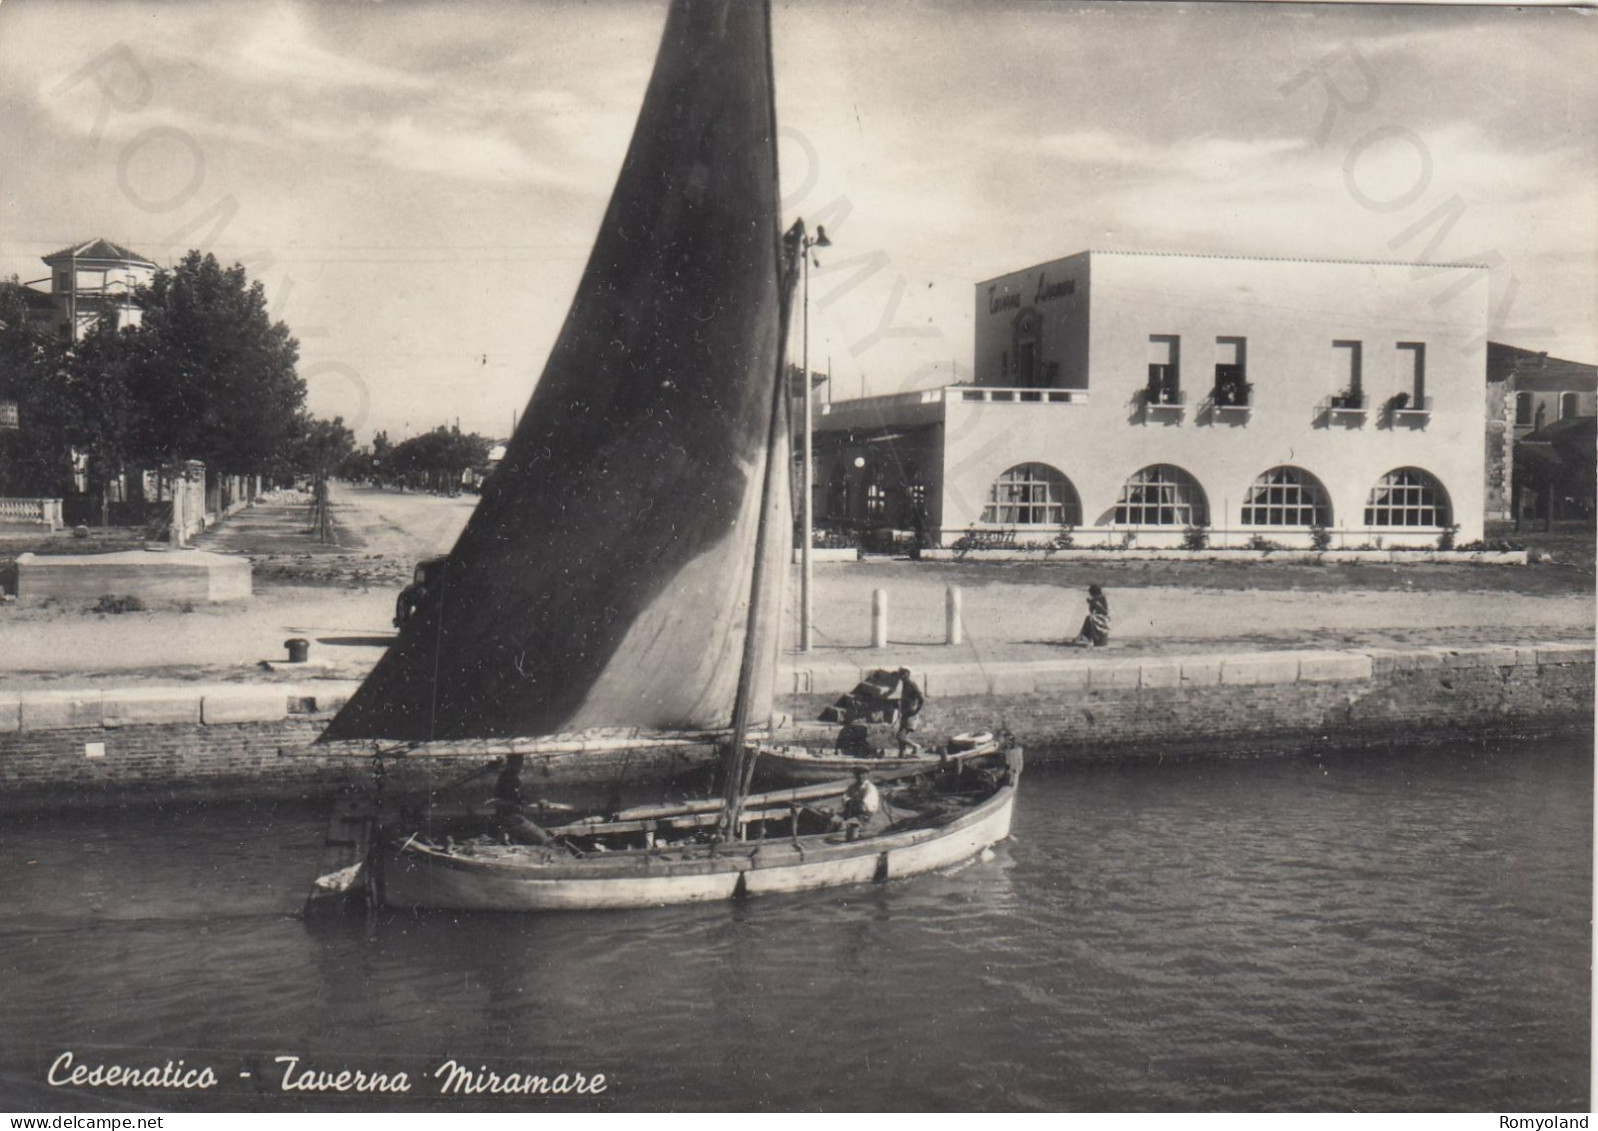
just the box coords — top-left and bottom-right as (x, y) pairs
(0, 484), (1590, 688)
(0, 486), (475, 686)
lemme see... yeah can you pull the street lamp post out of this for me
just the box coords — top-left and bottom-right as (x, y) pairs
(799, 221), (830, 653)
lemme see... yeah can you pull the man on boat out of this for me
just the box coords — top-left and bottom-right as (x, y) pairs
(892, 667), (925, 757)
(490, 755), (554, 846)
(839, 767), (882, 840)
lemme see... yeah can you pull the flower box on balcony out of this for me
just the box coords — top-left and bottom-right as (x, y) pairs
(1326, 391), (1367, 421)
(1389, 394), (1433, 422)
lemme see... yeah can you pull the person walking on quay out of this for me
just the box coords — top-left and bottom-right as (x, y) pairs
(1068, 584), (1110, 647)
(891, 666), (925, 757)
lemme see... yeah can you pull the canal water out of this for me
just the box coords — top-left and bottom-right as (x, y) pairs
(1, 737), (1589, 1113)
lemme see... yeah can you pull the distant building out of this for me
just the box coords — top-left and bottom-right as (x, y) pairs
(814, 250), (1489, 546)
(1514, 416), (1596, 525)
(25, 238), (157, 342)
(1491, 343), (1598, 437)
(1485, 343), (1597, 522)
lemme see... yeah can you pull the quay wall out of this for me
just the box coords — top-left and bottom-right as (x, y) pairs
(0, 643), (1590, 810)
(797, 644), (1594, 761)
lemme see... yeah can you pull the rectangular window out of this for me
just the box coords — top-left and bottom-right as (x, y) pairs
(1214, 337), (1248, 405)
(55, 271), (71, 293)
(1560, 392), (1579, 420)
(1515, 392), (1533, 426)
(1332, 340), (1363, 407)
(1397, 342), (1425, 406)
(1147, 335), (1180, 404)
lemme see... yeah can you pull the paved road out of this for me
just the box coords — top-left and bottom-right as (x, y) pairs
(331, 482), (478, 563)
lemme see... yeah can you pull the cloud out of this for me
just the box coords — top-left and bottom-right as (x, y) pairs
(212, 3), (433, 96)
(1032, 130), (1309, 183)
(282, 112), (574, 188)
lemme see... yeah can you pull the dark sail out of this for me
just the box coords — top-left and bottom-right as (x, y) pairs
(324, 0), (788, 742)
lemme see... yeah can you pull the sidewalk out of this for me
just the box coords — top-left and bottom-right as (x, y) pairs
(2, 641), (1592, 736)
(0, 486), (1590, 690)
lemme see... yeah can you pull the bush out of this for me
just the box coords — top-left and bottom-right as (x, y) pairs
(1244, 534), (1283, 553)
(1181, 524), (1209, 551)
(1455, 538), (1525, 552)
(88, 594), (145, 615)
(1437, 523), (1460, 551)
(1051, 525), (1076, 550)
(809, 527), (858, 550)
(1309, 523), (1333, 552)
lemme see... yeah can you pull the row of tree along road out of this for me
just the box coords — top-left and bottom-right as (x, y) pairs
(0, 251), (496, 531)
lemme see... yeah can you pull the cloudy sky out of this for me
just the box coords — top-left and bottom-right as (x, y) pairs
(1, 0), (1593, 441)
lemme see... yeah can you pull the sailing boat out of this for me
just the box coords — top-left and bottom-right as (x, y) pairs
(313, 0), (1021, 912)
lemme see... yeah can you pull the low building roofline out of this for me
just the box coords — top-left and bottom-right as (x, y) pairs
(975, 248), (1488, 287)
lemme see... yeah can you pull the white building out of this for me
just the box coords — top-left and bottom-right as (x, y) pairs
(814, 250), (1489, 547)
(26, 238), (157, 343)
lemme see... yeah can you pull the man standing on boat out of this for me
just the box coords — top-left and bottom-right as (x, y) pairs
(892, 667), (925, 757)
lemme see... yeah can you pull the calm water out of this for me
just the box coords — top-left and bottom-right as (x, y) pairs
(1, 738), (1589, 1113)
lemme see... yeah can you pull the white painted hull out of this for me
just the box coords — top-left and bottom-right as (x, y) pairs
(378, 756), (1020, 912)
(751, 742), (1000, 787)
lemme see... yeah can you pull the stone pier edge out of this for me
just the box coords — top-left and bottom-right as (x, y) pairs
(0, 641), (1590, 735)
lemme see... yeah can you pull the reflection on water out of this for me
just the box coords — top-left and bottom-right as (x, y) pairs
(0, 738), (1589, 1112)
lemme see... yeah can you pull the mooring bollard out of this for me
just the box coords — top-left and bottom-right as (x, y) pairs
(284, 638), (310, 664)
(872, 589), (888, 648)
(946, 586), (963, 646)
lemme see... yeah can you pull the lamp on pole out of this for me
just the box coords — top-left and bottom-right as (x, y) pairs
(799, 221), (830, 653)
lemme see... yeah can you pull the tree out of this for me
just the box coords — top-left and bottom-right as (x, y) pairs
(0, 277), (72, 496)
(125, 251), (304, 475)
(290, 413), (357, 477)
(64, 322), (142, 520)
(388, 425), (493, 492)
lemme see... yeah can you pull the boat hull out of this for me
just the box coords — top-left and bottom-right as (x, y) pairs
(750, 741), (1000, 787)
(377, 754), (1020, 912)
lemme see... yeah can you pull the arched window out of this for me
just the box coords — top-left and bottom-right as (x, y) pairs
(1241, 466), (1331, 527)
(896, 461), (926, 527)
(904, 461), (925, 509)
(863, 463), (887, 521)
(1115, 464), (1208, 526)
(1515, 392), (1533, 426)
(826, 463), (850, 521)
(981, 463), (1080, 526)
(1364, 468), (1451, 528)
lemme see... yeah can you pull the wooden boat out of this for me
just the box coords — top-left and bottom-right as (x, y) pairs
(310, 0), (1021, 913)
(375, 751), (1019, 912)
(751, 729), (1009, 787)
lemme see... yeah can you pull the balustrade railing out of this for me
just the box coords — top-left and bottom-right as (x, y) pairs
(0, 498), (64, 529)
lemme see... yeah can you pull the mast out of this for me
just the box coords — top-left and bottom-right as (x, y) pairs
(719, 0), (798, 841)
(721, 223), (803, 840)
